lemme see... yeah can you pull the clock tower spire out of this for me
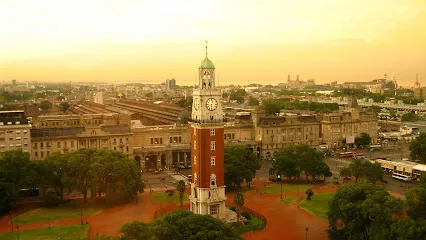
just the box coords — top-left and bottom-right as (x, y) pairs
(189, 41), (227, 220)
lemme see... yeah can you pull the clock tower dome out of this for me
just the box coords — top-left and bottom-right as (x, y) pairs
(189, 41), (227, 219)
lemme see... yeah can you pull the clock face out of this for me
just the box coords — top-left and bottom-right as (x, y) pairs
(206, 98), (218, 111)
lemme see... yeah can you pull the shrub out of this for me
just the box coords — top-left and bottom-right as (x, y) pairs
(229, 206), (236, 212)
(241, 211), (251, 220)
(305, 189), (314, 200)
(42, 191), (60, 207)
(165, 190), (175, 196)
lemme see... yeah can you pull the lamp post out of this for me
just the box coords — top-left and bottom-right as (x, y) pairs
(17, 225), (20, 240)
(80, 207), (83, 225)
(305, 227), (308, 240)
(280, 182), (283, 200)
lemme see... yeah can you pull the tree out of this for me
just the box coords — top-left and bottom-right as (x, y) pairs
(339, 167), (352, 178)
(328, 183), (414, 240)
(410, 133), (426, 163)
(355, 133), (371, 148)
(271, 155), (300, 181)
(121, 210), (243, 240)
(402, 112), (419, 122)
(177, 180), (186, 210)
(229, 89), (247, 103)
(224, 146), (260, 188)
(248, 96), (259, 106)
(233, 192), (244, 225)
(349, 158), (366, 183)
(367, 105), (382, 114)
(145, 92), (153, 98)
(405, 177), (426, 239)
(39, 100), (52, 111)
(261, 99), (281, 115)
(176, 99), (192, 108)
(364, 161), (383, 184)
(275, 144), (331, 181)
(60, 102), (71, 113)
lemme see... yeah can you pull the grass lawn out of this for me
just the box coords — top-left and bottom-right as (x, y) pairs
(0, 224), (89, 240)
(261, 183), (312, 194)
(278, 196), (298, 204)
(320, 182), (340, 189)
(150, 191), (189, 204)
(300, 192), (335, 220)
(13, 201), (103, 224)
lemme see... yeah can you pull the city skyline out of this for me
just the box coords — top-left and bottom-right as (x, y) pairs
(1, 0), (425, 86)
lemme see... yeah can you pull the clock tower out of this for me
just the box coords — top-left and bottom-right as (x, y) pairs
(189, 41), (227, 219)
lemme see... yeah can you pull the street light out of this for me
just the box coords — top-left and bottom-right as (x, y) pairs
(9, 211), (13, 232)
(306, 227), (308, 240)
(80, 207), (83, 225)
(17, 225), (20, 240)
(280, 182), (283, 200)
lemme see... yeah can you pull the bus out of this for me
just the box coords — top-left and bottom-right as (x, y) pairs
(340, 152), (353, 158)
(369, 145), (382, 151)
(352, 153), (365, 159)
(392, 173), (412, 182)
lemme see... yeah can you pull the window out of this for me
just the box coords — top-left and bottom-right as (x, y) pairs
(210, 141), (215, 151)
(210, 204), (218, 216)
(210, 128), (215, 136)
(126, 146), (129, 152)
(35, 152), (38, 157)
(210, 156), (216, 166)
(194, 156), (197, 165)
(41, 152), (44, 158)
(210, 174), (216, 186)
(193, 140), (197, 149)
(34, 143), (38, 148)
(40, 143), (44, 148)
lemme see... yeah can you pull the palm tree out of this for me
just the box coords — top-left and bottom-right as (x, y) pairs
(233, 192), (245, 224)
(177, 180), (186, 209)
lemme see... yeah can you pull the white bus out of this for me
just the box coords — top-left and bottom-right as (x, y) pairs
(392, 173), (412, 182)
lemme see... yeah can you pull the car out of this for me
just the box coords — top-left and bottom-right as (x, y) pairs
(402, 158), (409, 161)
(343, 176), (351, 181)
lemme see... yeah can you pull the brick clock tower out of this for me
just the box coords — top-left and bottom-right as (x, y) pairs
(189, 41), (227, 219)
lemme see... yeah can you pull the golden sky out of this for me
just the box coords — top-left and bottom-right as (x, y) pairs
(1, 0), (425, 86)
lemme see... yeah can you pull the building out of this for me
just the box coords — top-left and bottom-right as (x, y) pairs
(94, 92), (104, 104)
(188, 41), (228, 221)
(166, 78), (177, 90)
(0, 111), (32, 155)
(320, 94), (378, 148)
(414, 87), (426, 99)
(30, 113), (133, 160)
(252, 112), (322, 158)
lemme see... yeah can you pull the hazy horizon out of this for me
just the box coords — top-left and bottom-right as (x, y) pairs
(1, 0), (425, 87)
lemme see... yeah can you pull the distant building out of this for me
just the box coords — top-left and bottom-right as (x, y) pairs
(94, 92), (103, 104)
(30, 113), (133, 160)
(12, 79), (16, 86)
(0, 111), (32, 155)
(166, 78), (177, 90)
(414, 87), (426, 99)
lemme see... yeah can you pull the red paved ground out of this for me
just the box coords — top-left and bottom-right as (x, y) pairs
(0, 181), (337, 240)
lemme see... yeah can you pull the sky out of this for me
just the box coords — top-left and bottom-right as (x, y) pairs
(0, 0), (425, 86)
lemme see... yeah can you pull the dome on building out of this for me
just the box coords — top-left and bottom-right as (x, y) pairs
(199, 56), (215, 69)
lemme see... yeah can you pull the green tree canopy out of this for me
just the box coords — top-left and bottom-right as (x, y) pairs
(410, 133), (426, 163)
(224, 146), (260, 188)
(121, 210), (243, 240)
(39, 100), (53, 111)
(273, 145), (331, 181)
(402, 112), (419, 122)
(60, 102), (71, 113)
(328, 183), (415, 240)
(229, 89), (247, 103)
(355, 133), (371, 148)
(248, 96), (259, 106)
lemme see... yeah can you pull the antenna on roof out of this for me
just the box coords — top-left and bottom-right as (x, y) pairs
(205, 40), (208, 57)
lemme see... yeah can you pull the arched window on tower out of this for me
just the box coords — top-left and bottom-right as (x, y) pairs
(210, 173), (217, 187)
(208, 81), (211, 88)
(203, 82), (206, 88)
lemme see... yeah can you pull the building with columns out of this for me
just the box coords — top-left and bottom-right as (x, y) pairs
(188, 41), (228, 220)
